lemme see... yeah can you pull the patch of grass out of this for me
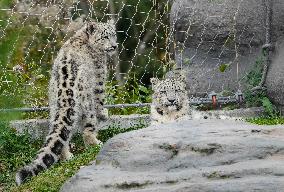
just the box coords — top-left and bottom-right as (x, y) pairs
(0, 111), (23, 121)
(246, 117), (284, 125)
(10, 146), (101, 192)
(98, 123), (146, 143)
(0, 121), (42, 191)
(1, 118), (146, 191)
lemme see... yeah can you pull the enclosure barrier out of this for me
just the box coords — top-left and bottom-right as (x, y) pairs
(0, 90), (244, 113)
(0, 0), (270, 115)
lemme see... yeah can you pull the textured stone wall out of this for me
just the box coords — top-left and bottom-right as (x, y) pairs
(10, 115), (150, 140)
(170, 0), (284, 100)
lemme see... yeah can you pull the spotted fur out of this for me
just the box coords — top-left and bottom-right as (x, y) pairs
(15, 20), (117, 185)
(150, 71), (190, 124)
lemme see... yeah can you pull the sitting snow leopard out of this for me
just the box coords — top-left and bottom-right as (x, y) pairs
(16, 20), (117, 185)
(150, 71), (190, 124)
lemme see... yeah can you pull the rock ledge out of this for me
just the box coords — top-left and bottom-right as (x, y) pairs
(61, 119), (284, 192)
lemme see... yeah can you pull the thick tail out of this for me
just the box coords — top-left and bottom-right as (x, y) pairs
(15, 133), (68, 185)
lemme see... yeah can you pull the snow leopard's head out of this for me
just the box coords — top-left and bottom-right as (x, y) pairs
(151, 72), (188, 115)
(85, 20), (117, 55)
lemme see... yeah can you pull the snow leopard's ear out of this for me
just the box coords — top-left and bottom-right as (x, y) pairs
(86, 22), (97, 36)
(172, 69), (186, 82)
(176, 73), (186, 83)
(150, 78), (159, 86)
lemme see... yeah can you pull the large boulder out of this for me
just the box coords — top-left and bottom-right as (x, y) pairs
(170, 0), (284, 96)
(61, 119), (284, 192)
(266, 42), (284, 113)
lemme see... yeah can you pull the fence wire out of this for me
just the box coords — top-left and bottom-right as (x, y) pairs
(0, 0), (271, 115)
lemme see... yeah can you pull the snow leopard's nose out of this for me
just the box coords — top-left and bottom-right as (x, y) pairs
(168, 99), (175, 104)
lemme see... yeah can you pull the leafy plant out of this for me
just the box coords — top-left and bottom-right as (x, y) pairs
(247, 117), (284, 125)
(244, 55), (278, 114)
(219, 63), (230, 73)
(106, 72), (152, 115)
(261, 97), (278, 117)
(243, 53), (281, 121)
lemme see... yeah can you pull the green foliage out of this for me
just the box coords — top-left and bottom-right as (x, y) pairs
(244, 54), (282, 122)
(0, 0), (14, 27)
(0, 24), (63, 107)
(0, 121), (87, 191)
(106, 73), (152, 115)
(243, 89), (266, 108)
(247, 117), (284, 125)
(1, 118), (146, 191)
(244, 55), (279, 116)
(0, 111), (23, 122)
(108, 0), (170, 84)
(245, 56), (264, 88)
(10, 146), (101, 192)
(0, 122), (42, 190)
(98, 123), (146, 143)
(261, 97), (278, 117)
(219, 63), (230, 73)
(0, 25), (33, 108)
(70, 133), (86, 155)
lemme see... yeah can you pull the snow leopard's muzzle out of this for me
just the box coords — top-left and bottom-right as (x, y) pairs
(106, 43), (118, 56)
(157, 97), (183, 113)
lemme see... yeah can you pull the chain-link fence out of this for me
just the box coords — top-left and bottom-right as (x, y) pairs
(0, 0), (277, 118)
(170, 0), (276, 110)
(0, 0), (174, 117)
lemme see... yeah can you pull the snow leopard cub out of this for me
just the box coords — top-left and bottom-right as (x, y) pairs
(150, 70), (190, 124)
(16, 20), (117, 185)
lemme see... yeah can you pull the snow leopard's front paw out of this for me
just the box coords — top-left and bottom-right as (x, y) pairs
(83, 128), (102, 147)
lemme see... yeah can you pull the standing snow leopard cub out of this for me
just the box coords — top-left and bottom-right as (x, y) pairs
(16, 20), (117, 185)
(150, 70), (190, 124)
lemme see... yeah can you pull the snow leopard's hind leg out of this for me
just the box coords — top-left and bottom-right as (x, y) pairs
(60, 143), (74, 161)
(79, 87), (103, 147)
(82, 110), (103, 147)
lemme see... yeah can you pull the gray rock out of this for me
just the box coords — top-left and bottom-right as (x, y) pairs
(10, 115), (150, 140)
(61, 119), (284, 192)
(266, 43), (284, 112)
(191, 107), (264, 120)
(10, 119), (50, 140)
(10, 108), (264, 139)
(170, 0), (284, 95)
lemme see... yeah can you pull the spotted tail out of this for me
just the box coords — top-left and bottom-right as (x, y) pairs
(15, 127), (70, 185)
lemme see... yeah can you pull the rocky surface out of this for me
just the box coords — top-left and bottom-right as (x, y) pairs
(170, 0), (284, 96)
(266, 43), (284, 113)
(61, 119), (284, 192)
(11, 115), (150, 140)
(11, 108), (264, 139)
